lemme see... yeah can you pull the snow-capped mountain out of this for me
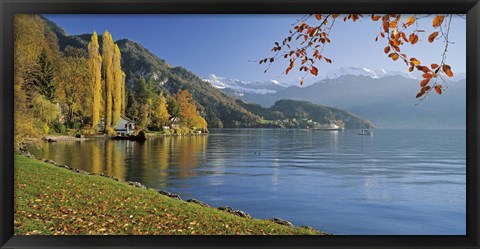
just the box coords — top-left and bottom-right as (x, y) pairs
(323, 67), (417, 80)
(203, 74), (286, 95)
(321, 66), (466, 81)
(204, 67), (466, 98)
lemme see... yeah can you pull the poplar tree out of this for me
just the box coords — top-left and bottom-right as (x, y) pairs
(88, 32), (102, 129)
(112, 44), (123, 125)
(121, 72), (126, 114)
(102, 31), (114, 130)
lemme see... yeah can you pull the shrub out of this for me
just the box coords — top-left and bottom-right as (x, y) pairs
(80, 128), (97, 135)
(53, 122), (66, 133)
(66, 121), (82, 130)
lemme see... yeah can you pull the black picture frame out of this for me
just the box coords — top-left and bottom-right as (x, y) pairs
(1, 0), (478, 248)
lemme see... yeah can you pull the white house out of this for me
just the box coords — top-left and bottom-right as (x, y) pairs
(114, 116), (136, 136)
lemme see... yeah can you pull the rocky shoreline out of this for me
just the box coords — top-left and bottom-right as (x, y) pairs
(19, 150), (327, 234)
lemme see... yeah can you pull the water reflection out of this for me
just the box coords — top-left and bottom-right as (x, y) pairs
(29, 135), (209, 188)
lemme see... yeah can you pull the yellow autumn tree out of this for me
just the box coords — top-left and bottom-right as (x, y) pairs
(88, 31), (102, 129)
(112, 44), (124, 126)
(176, 89), (200, 129)
(102, 31), (114, 130)
(192, 116), (208, 131)
(121, 71), (126, 114)
(151, 92), (170, 129)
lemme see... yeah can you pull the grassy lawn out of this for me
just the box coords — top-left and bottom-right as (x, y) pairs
(14, 155), (323, 235)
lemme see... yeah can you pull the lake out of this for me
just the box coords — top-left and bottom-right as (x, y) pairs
(28, 129), (466, 235)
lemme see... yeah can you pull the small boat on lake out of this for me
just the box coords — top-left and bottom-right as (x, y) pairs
(358, 129), (373, 136)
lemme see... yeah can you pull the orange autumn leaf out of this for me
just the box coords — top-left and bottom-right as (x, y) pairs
(405, 16), (415, 26)
(388, 53), (399, 61)
(310, 66), (318, 76)
(420, 78), (430, 87)
(422, 73), (432, 79)
(431, 63), (439, 69)
(371, 15), (381, 21)
(422, 86), (431, 92)
(382, 21), (389, 32)
(384, 46), (391, 54)
(315, 14), (322, 20)
(409, 33), (419, 44)
(428, 32), (439, 43)
(286, 61), (294, 75)
(432, 15), (445, 28)
(410, 58), (421, 65)
(442, 64), (454, 77)
(435, 85), (443, 95)
(389, 19), (397, 28)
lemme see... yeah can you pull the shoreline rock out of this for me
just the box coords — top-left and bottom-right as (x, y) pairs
(157, 190), (182, 200)
(127, 181), (147, 189)
(186, 198), (211, 208)
(217, 206), (252, 219)
(268, 218), (294, 227)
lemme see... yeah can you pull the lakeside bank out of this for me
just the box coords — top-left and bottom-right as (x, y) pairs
(14, 154), (325, 235)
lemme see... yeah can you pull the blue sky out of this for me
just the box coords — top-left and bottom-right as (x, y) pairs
(44, 14), (466, 84)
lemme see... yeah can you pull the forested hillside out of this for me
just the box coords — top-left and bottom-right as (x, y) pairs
(239, 100), (375, 129)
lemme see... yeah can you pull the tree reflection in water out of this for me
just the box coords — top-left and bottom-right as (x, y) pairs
(29, 135), (209, 190)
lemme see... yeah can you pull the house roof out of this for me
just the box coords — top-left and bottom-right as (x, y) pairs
(120, 115), (134, 123)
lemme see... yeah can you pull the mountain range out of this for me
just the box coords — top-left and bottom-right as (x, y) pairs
(204, 67), (466, 129)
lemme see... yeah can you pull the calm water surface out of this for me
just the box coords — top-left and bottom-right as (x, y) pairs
(28, 129), (466, 235)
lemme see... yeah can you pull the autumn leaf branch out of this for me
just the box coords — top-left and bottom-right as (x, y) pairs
(260, 14), (460, 100)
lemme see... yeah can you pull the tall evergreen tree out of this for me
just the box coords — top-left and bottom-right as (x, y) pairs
(135, 77), (152, 129)
(167, 96), (180, 118)
(32, 50), (56, 101)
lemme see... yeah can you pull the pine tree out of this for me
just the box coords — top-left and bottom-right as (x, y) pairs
(88, 32), (102, 129)
(135, 77), (152, 129)
(167, 96), (180, 118)
(32, 50), (56, 101)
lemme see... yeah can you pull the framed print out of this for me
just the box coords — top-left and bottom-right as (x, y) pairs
(1, 0), (479, 248)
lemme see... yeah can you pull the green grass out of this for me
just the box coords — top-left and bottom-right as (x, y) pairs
(257, 119), (275, 125)
(14, 155), (323, 235)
